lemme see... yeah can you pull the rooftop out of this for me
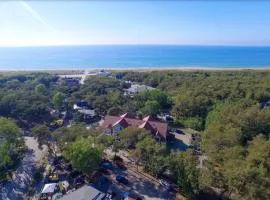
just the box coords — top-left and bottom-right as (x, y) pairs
(101, 113), (168, 139)
(60, 185), (105, 200)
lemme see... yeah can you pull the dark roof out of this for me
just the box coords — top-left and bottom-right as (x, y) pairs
(77, 101), (90, 108)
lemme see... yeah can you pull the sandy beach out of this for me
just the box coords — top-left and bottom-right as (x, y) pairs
(0, 66), (270, 75)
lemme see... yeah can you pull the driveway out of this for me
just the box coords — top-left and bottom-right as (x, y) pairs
(167, 131), (192, 151)
(0, 137), (48, 200)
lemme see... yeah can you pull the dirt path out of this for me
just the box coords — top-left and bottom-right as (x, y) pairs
(0, 137), (47, 200)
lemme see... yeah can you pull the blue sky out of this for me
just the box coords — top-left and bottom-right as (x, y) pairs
(0, 1), (270, 46)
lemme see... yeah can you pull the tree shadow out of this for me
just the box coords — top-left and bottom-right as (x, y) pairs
(167, 139), (189, 151)
(0, 148), (39, 200)
(132, 179), (173, 199)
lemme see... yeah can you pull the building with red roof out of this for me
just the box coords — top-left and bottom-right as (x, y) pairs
(101, 113), (168, 140)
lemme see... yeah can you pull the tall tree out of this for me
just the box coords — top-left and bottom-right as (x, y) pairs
(168, 151), (199, 199)
(141, 100), (161, 115)
(52, 92), (65, 109)
(0, 118), (24, 177)
(31, 125), (51, 149)
(63, 138), (103, 174)
(35, 84), (46, 94)
(133, 135), (167, 176)
(118, 127), (149, 149)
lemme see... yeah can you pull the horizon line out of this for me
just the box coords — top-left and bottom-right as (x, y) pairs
(1, 43), (270, 48)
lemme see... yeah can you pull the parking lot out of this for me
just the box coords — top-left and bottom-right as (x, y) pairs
(94, 162), (177, 200)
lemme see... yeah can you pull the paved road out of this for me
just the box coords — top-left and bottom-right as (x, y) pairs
(98, 165), (176, 200)
(104, 148), (177, 200)
(0, 137), (47, 200)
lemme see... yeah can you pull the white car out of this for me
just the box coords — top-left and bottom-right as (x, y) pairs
(159, 179), (170, 189)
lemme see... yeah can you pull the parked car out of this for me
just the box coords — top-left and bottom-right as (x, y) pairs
(165, 115), (173, 122)
(104, 193), (113, 200)
(175, 129), (183, 134)
(98, 167), (111, 174)
(116, 175), (129, 185)
(120, 191), (131, 200)
(159, 179), (170, 189)
(115, 161), (127, 170)
(191, 134), (196, 140)
(101, 161), (113, 170)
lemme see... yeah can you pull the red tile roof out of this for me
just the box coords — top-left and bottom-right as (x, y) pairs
(148, 121), (168, 139)
(102, 115), (122, 128)
(143, 115), (156, 122)
(101, 113), (168, 139)
(113, 118), (129, 128)
(120, 113), (135, 119)
(139, 121), (156, 133)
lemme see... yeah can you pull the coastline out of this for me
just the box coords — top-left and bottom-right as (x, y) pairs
(0, 66), (270, 75)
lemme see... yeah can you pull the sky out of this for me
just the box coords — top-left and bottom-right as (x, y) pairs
(1, 1), (270, 46)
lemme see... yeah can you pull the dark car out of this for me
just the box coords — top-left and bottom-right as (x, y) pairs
(101, 162), (113, 170)
(175, 129), (183, 134)
(99, 167), (111, 174)
(115, 161), (127, 170)
(116, 175), (129, 185)
(165, 115), (173, 122)
(120, 191), (131, 200)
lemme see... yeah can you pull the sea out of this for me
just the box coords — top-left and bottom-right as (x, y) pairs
(0, 45), (270, 70)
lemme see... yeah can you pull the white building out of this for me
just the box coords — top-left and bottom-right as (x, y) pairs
(88, 70), (111, 77)
(124, 84), (154, 96)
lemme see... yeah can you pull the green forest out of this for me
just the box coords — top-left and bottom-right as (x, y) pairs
(0, 70), (269, 200)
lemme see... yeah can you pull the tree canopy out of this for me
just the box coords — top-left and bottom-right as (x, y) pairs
(63, 138), (103, 175)
(0, 118), (24, 179)
(52, 92), (65, 109)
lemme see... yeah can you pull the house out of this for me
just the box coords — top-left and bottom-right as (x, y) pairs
(88, 70), (111, 77)
(73, 101), (91, 110)
(40, 183), (58, 199)
(100, 113), (168, 140)
(60, 185), (105, 200)
(73, 101), (96, 120)
(78, 109), (95, 117)
(124, 84), (154, 96)
(59, 76), (81, 86)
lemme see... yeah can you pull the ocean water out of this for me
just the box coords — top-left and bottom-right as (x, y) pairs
(0, 45), (270, 70)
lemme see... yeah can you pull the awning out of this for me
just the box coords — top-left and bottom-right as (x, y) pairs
(41, 183), (57, 193)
